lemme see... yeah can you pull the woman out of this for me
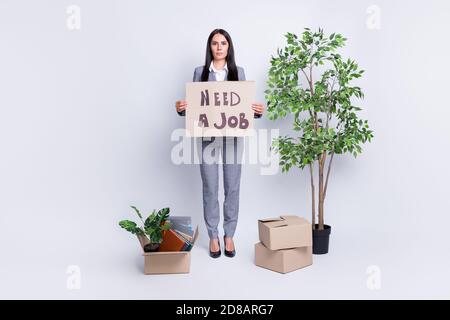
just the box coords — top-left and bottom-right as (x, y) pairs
(175, 28), (265, 258)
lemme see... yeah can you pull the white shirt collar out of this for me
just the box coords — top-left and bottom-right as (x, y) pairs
(209, 61), (228, 73)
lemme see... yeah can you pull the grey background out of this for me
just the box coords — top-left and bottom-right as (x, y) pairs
(0, 0), (449, 299)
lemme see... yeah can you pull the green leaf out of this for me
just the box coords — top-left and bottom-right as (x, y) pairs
(119, 220), (141, 235)
(130, 205), (143, 219)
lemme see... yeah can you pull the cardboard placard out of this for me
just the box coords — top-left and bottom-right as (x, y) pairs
(185, 81), (256, 137)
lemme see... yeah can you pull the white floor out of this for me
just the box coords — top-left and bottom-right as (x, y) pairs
(1, 213), (449, 300)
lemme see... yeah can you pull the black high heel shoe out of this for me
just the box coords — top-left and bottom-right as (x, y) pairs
(209, 239), (221, 258)
(223, 236), (236, 258)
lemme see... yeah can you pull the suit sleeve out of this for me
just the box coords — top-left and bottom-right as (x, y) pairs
(178, 69), (198, 117)
(240, 68), (262, 119)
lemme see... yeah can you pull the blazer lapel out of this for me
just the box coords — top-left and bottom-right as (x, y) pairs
(208, 71), (216, 82)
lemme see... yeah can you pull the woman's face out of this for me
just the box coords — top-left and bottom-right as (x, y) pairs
(210, 33), (229, 61)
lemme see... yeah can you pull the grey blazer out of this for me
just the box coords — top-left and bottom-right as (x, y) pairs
(177, 66), (262, 118)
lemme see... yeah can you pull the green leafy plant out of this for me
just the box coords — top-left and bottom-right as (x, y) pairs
(119, 206), (171, 245)
(265, 28), (374, 230)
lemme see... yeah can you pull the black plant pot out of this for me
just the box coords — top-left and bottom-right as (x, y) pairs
(312, 224), (331, 255)
(143, 243), (160, 252)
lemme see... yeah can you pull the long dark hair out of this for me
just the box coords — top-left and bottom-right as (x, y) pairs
(200, 29), (239, 82)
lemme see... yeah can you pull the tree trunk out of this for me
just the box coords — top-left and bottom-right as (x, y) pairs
(323, 152), (334, 200)
(309, 163), (316, 230)
(318, 152), (326, 230)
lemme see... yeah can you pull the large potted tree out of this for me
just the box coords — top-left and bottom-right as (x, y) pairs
(265, 28), (374, 254)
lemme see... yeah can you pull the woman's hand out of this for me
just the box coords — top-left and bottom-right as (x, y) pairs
(176, 100), (187, 113)
(252, 102), (265, 115)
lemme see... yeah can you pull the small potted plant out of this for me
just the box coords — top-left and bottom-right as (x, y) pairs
(265, 28), (373, 254)
(119, 206), (171, 252)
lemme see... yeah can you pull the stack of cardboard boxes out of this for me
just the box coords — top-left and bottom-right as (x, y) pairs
(255, 215), (313, 273)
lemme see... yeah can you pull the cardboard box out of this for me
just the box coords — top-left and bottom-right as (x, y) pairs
(137, 226), (199, 274)
(258, 215), (312, 250)
(255, 242), (312, 274)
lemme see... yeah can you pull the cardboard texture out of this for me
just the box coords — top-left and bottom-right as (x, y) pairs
(258, 215), (312, 250)
(185, 81), (256, 137)
(254, 242), (313, 274)
(137, 226), (199, 274)
(255, 215), (313, 274)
